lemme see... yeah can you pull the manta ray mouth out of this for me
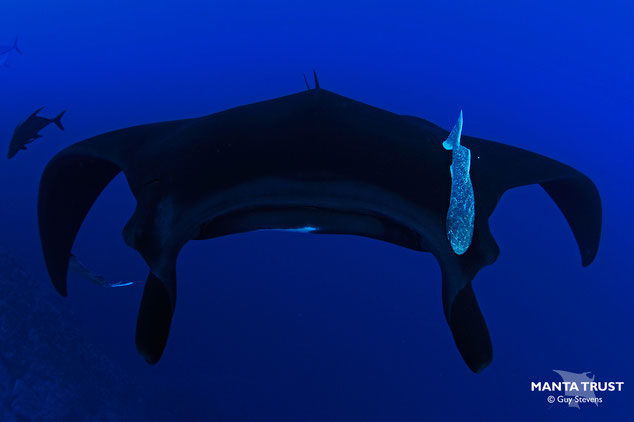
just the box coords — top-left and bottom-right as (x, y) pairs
(195, 205), (426, 252)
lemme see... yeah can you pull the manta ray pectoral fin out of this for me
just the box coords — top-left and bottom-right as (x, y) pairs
(507, 166), (602, 267)
(38, 151), (122, 296)
(539, 177), (601, 266)
(463, 134), (602, 267)
(401, 116), (601, 267)
(136, 270), (177, 364)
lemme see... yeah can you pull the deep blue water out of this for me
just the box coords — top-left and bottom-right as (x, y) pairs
(0, 1), (632, 420)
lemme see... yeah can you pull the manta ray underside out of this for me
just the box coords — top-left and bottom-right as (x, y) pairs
(38, 86), (601, 373)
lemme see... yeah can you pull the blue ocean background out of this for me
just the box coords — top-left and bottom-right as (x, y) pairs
(0, 1), (632, 420)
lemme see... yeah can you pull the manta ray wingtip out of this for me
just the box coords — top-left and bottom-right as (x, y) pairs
(38, 148), (122, 301)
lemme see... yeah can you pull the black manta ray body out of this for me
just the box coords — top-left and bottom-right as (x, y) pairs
(38, 83), (601, 373)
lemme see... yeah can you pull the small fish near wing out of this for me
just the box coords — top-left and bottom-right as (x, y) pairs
(68, 254), (134, 288)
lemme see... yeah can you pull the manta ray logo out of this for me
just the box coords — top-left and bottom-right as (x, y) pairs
(531, 370), (625, 408)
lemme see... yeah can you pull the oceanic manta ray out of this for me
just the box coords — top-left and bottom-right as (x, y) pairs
(38, 79), (601, 372)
